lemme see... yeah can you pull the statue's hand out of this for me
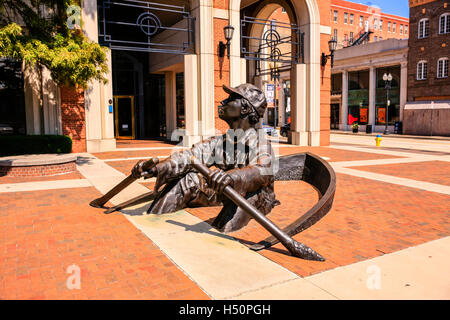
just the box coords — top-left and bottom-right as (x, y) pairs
(208, 169), (233, 195)
(131, 158), (158, 179)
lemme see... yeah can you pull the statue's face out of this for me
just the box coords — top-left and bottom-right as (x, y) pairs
(218, 94), (243, 121)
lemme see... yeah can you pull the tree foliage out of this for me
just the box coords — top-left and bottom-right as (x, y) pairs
(0, 0), (108, 88)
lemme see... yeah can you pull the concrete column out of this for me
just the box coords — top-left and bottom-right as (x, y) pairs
(165, 71), (177, 139)
(369, 67), (376, 126)
(183, 54), (202, 147)
(289, 64), (308, 145)
(229, 7), (241, 87)
(82, 0), (115, 152)
(341, 70), (348, 130)
(400, 62), (408, 121)
(192, 3), (215, 138)
(303, 23), (321, 146)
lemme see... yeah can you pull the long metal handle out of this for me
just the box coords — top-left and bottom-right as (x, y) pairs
(191, 156), (325, 261)
(90, 175), (136, 208)
(90, 158), (159, 209)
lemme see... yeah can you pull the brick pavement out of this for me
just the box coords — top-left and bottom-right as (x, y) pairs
(186, 174), (450, 277)
(1, 140), (449, 299)
(0, 187), (209, 300)
(349, 161), (450, 186)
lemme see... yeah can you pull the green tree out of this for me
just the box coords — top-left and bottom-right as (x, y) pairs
(0, 0), (108, 132)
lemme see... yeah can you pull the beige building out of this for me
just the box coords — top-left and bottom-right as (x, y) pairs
(331, 39), (408, 133)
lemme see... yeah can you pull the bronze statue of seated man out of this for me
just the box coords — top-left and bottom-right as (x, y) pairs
(132, 83), (280, 233)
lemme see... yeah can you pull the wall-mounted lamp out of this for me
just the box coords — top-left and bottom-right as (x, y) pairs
(321, 38), (337, 68)
(219, 25), (235, 59)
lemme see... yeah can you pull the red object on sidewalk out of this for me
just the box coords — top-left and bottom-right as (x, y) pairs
(348, 114), (358, 125)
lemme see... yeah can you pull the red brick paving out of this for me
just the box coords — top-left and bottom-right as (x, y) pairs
(2, 142), (449, 299)
(93, 149), (175, 160)
(0, 170), (84, 184)
(186, 173), (450, 277)
(349, 161), (450, 186)
(0, 187), (208, 300)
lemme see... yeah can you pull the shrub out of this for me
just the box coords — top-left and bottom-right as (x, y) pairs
(0, 135), (72, 156)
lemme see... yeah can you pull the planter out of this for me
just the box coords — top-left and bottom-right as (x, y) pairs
(352, 128), (359, 133)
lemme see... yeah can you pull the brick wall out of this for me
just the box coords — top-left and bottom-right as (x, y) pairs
(60, 86), (86, 153)
(407, 1), (450, 101)
(331, 0), (409, 48)
(0, 162), (77, 177)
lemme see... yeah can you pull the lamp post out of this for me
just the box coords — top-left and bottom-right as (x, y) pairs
(383, 73), (392, 135)
(321, 38), (337, 68)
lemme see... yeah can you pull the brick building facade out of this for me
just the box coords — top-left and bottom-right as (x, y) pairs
(403, 0), (450, 136)
(330, 0), (409, 49)
(2, 0), (334, 151)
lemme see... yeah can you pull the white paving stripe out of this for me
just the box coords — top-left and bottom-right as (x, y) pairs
(104, 156), (168, 162)
(329, 144), (449, 159)
(76, 153), (337, 300)
(331, 157), (434, 167)
(0, 179), (92, 193)
(334, 166), (450, 195)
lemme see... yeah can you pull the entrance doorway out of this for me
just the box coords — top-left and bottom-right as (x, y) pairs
(114, 96), (135, 139)
(330, 104), (340, 129)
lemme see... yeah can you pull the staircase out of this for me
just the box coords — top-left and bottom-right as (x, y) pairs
(348, 28), (373, 47)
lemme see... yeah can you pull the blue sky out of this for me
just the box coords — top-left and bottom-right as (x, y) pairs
(361, 1), (410, 18)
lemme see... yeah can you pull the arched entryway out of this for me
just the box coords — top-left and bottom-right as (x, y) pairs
(229, 0), (322, 146)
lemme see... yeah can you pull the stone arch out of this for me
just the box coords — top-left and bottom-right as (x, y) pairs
(229, 0), (322, 146)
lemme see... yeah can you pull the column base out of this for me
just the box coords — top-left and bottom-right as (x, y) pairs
(288, 131), (309, 146)
(309, 131), (320, 146)
(86, 138), (116, 153)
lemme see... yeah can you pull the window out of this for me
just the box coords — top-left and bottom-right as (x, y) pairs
(379, 37), (382, 40)
(405, 25), (408, 35)
(388, 22), (391, 32)
(400, 24), (403, 34)
(334, 10), (338, 23)
(360, 16), (363, 27)
(439, 13), (450, 34)
(418, 18), (429, 38)
(350, 32), (354, 43)
(281, 7), (286, 13)
(344, 12), (348, 24)
(393, 22), (397, 33)
(380, 20), (383, 30)
(350, 14), (354, 25)
(334, 29), (338, 41)
(374, 19), (378, 30)
(437, 58), (449, 78)
(374, 36), (378, 42)
(417, 61), (428, 80)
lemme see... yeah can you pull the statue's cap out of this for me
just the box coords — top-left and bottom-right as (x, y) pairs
(223, 83), (267, 115)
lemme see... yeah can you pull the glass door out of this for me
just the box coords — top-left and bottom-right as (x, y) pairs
(114, 95), (135, 139)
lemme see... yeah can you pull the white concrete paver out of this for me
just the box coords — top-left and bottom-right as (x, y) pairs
(0, 179), (92, 193)
(304, 237), (450, 300)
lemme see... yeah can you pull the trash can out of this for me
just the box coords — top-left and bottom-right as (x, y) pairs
(366, 124), (373, 134)
(394, 121), (402, 134)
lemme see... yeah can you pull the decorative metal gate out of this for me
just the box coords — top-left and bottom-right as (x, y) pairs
(98, 0), (195, 54)
(240, 16), (304, 76)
